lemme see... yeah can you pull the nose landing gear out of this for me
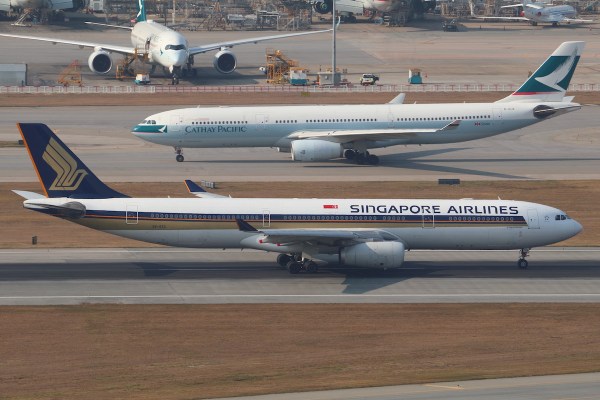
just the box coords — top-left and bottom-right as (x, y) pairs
(174, 146), (184, 162)
(518, 248), (530, 269)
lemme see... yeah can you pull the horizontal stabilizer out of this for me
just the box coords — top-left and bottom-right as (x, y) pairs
(12, 190), (45, 200)
(24, 200), (86, 219)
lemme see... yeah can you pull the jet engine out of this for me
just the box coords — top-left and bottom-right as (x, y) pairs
(88, 50), (112, 75)
(213, 49), (237, 74)
(340, 241), (405, 269)
(291, 140), (343, 161)
(313, 0), (333, 14)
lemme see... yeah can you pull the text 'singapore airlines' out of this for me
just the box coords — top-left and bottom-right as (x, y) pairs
(15, 123), (582, 273)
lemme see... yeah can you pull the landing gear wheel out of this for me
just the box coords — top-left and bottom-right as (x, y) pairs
(344, 149), (356, 160)
(355, 153), (366, 165)
(517, 248), (530, 269)
(277, 254), (291, 267)
(367, 154), (379, 165)
(176, 154), (184, 162)
(286, 260), (302, 274)
(305, 261), (318, 273)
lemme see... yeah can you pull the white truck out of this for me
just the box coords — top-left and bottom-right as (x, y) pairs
(360, 73), (380, 85)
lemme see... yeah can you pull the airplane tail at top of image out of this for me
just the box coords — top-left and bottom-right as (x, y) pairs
(497, 41), (584, 103)
(16, 123), (127, 199)
(136, 0), (147, 23)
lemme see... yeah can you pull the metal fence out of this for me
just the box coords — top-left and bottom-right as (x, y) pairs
(1, 83), (599, 94)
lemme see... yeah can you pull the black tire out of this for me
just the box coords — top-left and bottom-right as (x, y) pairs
(287, 261), (302, 274)
(356, 154), (366, 165)
(518, 259), (528, 269)
(176, 154), (184, 162)
(305, 262), (318, 273)
(367, 154), (379, 165)
(277, 254), (291, 267)
(344, 149), (356, 160)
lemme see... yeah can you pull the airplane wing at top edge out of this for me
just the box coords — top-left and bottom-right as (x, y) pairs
(188, 28), (332, 56)
(0, 33), (135, 55)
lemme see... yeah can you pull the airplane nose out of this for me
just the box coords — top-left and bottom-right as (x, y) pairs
(572, 219), (583, 236)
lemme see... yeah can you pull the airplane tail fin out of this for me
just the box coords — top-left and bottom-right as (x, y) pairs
(496, 41), (585, 103)
(18, 123), (128, 199)
(136, 0), (147, 22)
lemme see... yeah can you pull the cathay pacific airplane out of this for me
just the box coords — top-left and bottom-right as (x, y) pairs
(0, 0), (331, 84)
(14, 123), (581, 273)
(132, 41), (584, 163)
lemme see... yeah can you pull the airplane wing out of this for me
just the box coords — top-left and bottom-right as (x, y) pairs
(473, 15), (530, 21)
(188, 28), (332, 56)
(0, 33), (135, 55)
(184, 179), (229, 198)
(287, 120), (461, 143)
(561, 17), (593, 23)
(236, 219), (399, 246)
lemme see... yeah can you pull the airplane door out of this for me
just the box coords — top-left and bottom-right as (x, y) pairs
(493, 108), (503, 125)
(126, 205), (138, 225)
(262, 209), (271, 228)
(422, 214), (435, 228)
(527, 209), (540, 229)
(170, 115), (184, 133)
(255, 114), (268, 131)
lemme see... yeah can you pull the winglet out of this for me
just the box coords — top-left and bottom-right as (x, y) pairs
(388, 93), (406, 104)
(236, 218), (258, 232)
(17, 123), (128, 199)
(184, 179), (228, 198)
(184, 179), (206, 194)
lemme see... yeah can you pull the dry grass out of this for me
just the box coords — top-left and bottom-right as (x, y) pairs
(2, 180), (599, 248)
(1, 304), (599, 400)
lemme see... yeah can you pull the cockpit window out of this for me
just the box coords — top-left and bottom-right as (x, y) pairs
(140, 120), (157, 125)
(165, 44), (186, 51)
(555, 214), (568, 221)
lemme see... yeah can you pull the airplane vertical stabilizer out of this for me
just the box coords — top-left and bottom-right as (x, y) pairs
(136, 0), (147, 22)
(496, 41), (584, 103)
(18, 123), (128, 199)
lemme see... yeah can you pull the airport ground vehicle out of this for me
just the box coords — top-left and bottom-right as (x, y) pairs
(360, 73), (380, 85)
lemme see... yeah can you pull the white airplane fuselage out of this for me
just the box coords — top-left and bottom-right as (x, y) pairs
(25, 197), (582, 257)
(133, 101), (575, 150)
(130, 21), (188, 71)
(523, 5), (577, 23)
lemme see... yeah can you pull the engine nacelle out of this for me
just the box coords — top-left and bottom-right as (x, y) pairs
(291, 140), (343, 161)
(213, 49), (237, 74)
(88, 50), (112, 75)
(340, 241), (405, 269)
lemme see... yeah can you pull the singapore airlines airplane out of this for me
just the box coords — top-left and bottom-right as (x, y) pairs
(475, 0), (593, 26)
(14, 123), (581, 272)
(0, 0), (331, 84)
(132, 41), (584, 164)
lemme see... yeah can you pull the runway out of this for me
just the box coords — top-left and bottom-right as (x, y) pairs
(1, 105), (599, 182)
(216, 373), (600, 400)
(2, 247), (599, 305)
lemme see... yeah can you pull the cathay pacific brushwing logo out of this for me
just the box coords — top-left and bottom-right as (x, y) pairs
(534, 48), (578, 92)
(42, 138), (88, 191)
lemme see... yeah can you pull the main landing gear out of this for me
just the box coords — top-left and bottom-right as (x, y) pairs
(518, 248), (530, 269)
(277, 254), (319, 274)
(344, 149), (379, 165)
(174, 146), (184, 162)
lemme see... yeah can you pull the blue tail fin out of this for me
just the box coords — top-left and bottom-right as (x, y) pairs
(136, 0), (147, 22)
(18, 123), (128, 199)
(496, 41), (585, 103)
